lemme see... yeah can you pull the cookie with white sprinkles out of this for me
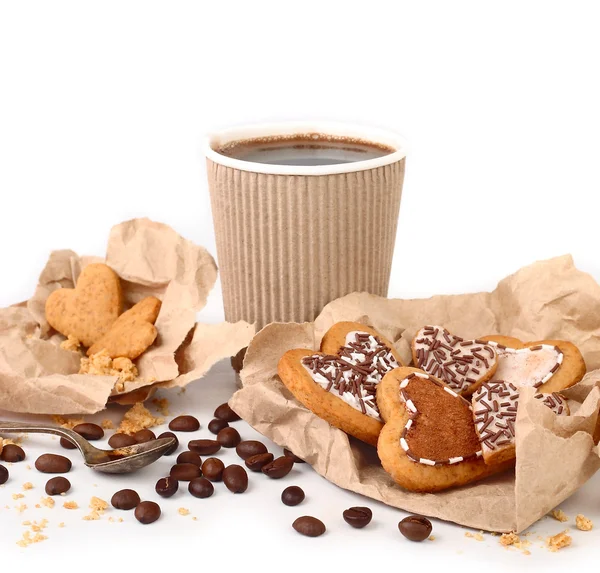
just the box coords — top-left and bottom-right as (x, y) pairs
(278, 322), (404, 446)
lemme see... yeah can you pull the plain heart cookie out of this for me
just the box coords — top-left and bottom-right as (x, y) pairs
(376, 367), (512, 492)
(478, 335), (586, 393)
(412, 326), (498, 396)
(87, 296), (162, 359)
(45, 263), (123, 347)
(278, 322), (404, 446)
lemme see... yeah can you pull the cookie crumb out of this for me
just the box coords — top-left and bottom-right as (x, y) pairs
(58, 522), (65, 528)
(428, 535), (435, 541)
(16, 503), (27, 513)
(152, 397), (170, 416)
(52, 416), (84, 430)
(575, 514), (593, 531)
(22, 482), (33, 491)
(178, 507), (190, 516)
(12, 493), (25, 500)
(40, 497), (55, 509)
(79, 350), (139, 391)
(63, 501), (79, 510)
(549, 509), (568, 522)
(465, 531), (484, 541)
(101, 419), (114, 430)
(118, 403), (164, 434)
(500, 532), (520, 546)
(547, 531), (571, 552)
(16, 530), (47, 547)
(60, 335), (81, 352)
(83, 496), (108, 520)
(192, 516), (197, 521)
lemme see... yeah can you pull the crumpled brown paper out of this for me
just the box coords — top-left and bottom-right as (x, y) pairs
(231, 255), (600, 532)
(0, 218), (255, 415)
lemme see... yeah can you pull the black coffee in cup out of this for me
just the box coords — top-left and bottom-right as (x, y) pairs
(216, 133), (395, 166)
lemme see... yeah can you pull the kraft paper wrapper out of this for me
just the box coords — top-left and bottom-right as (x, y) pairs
(231, 255), (600, 532)
(0, 218), (255, 415)
(206, 159), (405, 330)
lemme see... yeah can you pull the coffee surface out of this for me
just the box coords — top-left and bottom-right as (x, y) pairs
(215, 133), (395, 166)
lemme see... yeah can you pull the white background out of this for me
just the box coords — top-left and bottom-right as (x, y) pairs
(0, 1), (599, 570)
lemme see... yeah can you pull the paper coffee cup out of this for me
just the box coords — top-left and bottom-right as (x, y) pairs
(204, 122), (407, 330)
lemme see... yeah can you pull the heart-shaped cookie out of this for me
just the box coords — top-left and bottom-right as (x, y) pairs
(278, 322), (404, 446)
(479, 335), (585, 393)
(45, 263), (123, 347)
(412, 326), (498, 396)
(376, 367), (512, 492)
(472, 381), (569, 465)
(87, 296), (162, 359)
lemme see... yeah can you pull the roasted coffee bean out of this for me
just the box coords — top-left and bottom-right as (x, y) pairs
(188, 439), (221, 455)
(292, 516), (326, 537)
(189, 477), (214, 498)
(398, 515), (432, 541)
(0, 464), (8, 485)
(134, 429), (156, 443)
(168, 415), (200, 432)
(201, 457), (225, 482)
(281, 486), (305, 506)
(283, 448), (305, 463)
(222, 464), (248, 493)
(111, 489), (141, 510)
(35, 454), (72, 473)
(343, 507), (372, 528)
(208, 418), (229, 435)
(170, 463), (201, 481)
(60, 438), (77, 450)
(157, 431), (179, 455)
(45, 476), (71, 496)
(135, 501), (161, 524)
(217, 427), (241, 448)
(1, 444), (25, 462)
(72, 423), (104, 441)
(235, 440), (267, 460)
(176, 451), (202, 467)
(108, 433), (137, 448)
(155, 477), (179, 498)
(262, 456), (293, 479)
(214, 403), (240, 422)
(245, 452), (274, 472)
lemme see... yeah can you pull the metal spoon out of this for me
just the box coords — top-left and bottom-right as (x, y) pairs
(0, 421), (175, 474)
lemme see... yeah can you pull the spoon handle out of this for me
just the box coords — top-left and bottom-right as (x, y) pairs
(0, 421), (90, 450)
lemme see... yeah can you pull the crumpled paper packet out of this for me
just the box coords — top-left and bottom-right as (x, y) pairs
(231, 255), (600, 532)
(0, 218), (255, 415)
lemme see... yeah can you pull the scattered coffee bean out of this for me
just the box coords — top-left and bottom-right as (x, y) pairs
(188, 439), (221, 455)
(168, 415), (200, 432)
(201, 457), (225, 482)
(398, 515), (432, 541)
(292, 516), (326, 537)
(111, 489), (141, 510)
(60, 438), (77, 450)
(170, 463), (202, 481)
(222, 464), (248, 493)
(236, 440), (267, 460)
(343, 507), (372, 528)
(72, 423), (104, 441)
(262, 456), (293, 479)
(1, 444), (25, 462)
(108, 433), (137, 448)
(35, 454), (72, 474)
(157, 431), (179, 455)
(214, 403), (240, 422)
(135, 501), (161, 524)
(281, 486), (305, 506)
(155, 477), (179, 498)
(45, 476), (71, 496)
(134, 429), (156, 443)
(217, 427), (241, 448)
(208, 418), (229, 435)
(189, 477), (214, 498)
(245, 452), (274, 472)
(0, 464), (8, 485)
(283, 448), (305, 463)
(177, 451), (203, 467)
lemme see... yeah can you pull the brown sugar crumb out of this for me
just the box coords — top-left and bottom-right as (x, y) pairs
(118, 403), (164, 434)
(549, 509), (568, 522)
(12, 493), (25, 500)
(101, 419), (114, 430)
(60, 335), (81, 352)
(83, 496), (109, 520)
(63, 501), (79, 510)
(178, 508), (190, 516)
(22, 482), (33, 491)
(547, 531), (572, 552)
(575, 514), (593, 531)
(40, 497), (55, 509)
(52, 416), (84, 430)
(16, 530), (48, 547)
(152, 397), (170, 416)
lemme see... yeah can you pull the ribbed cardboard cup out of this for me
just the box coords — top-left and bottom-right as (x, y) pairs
(205, 122), (407, 330)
